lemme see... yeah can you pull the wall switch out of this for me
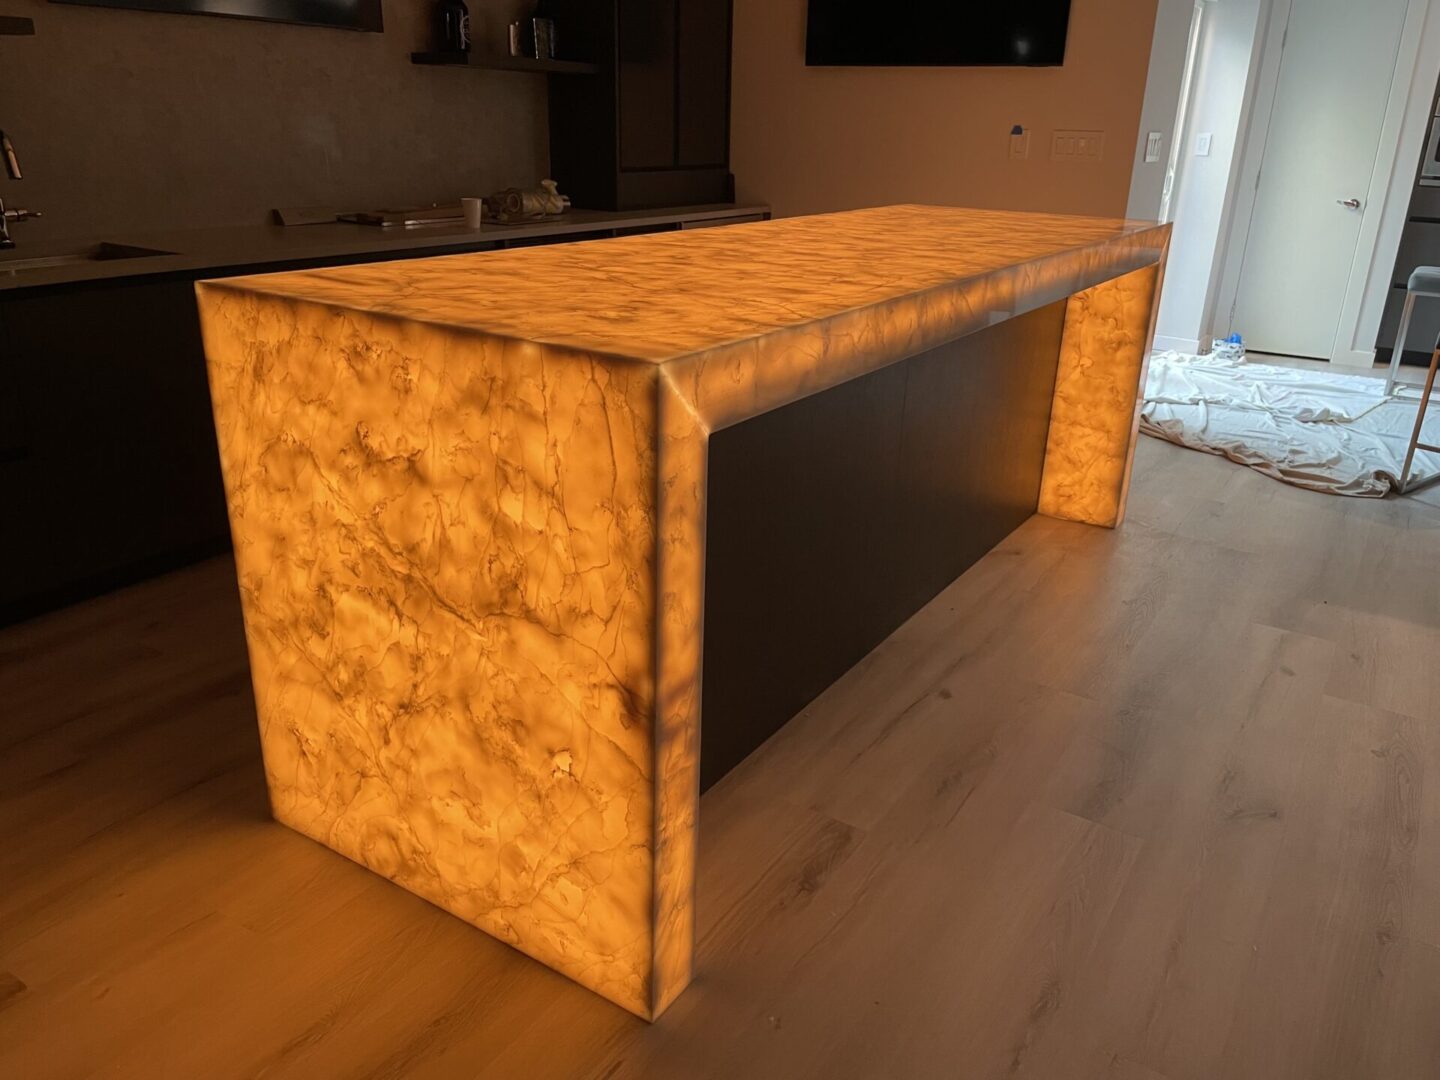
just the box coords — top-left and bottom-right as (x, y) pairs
(1051, 129), (1105, 161)
(1144, 131), (1163, 163)
(1009, 125), (1030, 159)
(1196, 132), (1213, 156)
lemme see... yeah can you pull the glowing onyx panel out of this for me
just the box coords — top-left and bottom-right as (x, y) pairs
(196, 205), (1169, 1019)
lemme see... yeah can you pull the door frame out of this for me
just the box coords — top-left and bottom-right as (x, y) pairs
(1210, 0), (1440, 366)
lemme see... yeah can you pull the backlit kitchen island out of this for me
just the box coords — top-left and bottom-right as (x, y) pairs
(196, 205), (1168, 1020)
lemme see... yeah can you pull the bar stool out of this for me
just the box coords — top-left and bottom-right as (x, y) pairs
(1387, 266), (1440, 395)
(1398, 340), (1440, 494)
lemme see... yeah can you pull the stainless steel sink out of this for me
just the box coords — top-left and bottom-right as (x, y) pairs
(0, 242), (175, 274)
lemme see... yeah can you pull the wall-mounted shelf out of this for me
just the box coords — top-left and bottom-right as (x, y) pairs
(0, 15), (36, 34)
(410, 51), (599, 75)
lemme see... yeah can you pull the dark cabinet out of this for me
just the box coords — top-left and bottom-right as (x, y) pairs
(676, 0), (731, 168)
(0, 204), (768, 625)
(0, 279), (232, 623)
(618, 0), (676, 170)
(549, 0), (734, 210)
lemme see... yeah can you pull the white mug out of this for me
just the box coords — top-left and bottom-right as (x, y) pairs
(461, 197), (484, 229)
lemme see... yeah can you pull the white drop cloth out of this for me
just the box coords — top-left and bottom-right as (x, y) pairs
(1140, 352), (1440, 497)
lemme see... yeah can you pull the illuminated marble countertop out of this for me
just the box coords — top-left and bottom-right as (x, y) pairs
(205, 203), (1165, 369)
(197, 205), (1169, 1020)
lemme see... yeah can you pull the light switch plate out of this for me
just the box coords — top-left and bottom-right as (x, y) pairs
(1009, 127), (1031, 159)
(1144, 131), (1163, 163)
(1052, 129), (1105, 161)
(1196, 132), (1213, 156)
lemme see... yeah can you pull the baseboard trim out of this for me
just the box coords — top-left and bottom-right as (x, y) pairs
(1153, 334), (1200, 354)
(1331, 347), (1377, 370)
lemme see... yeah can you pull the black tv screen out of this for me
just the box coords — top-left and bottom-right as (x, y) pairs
(806, 0), (1071, 67)
(50, 0), (382, 32)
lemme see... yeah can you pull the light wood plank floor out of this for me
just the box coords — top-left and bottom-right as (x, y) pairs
(3, 437), (1440, 1080)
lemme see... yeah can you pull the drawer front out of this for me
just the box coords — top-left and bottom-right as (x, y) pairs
(681, 214), (767, 230)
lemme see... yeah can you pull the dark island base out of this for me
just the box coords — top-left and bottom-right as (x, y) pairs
(701, 300), (1067, 791)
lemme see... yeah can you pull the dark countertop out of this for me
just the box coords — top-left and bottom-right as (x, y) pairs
(0, 203), (769, 293)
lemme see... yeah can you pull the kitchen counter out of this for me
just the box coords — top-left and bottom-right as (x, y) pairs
(0, 203), (768, 292)
(0, 202), (766, 624)
(195, 205), (1169, 1021)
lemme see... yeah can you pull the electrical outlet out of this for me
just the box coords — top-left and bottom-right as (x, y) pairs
(1051, 129), (1105, 161)
(1144, 131), (1163, 163)
(1196, 132), (1213, 156)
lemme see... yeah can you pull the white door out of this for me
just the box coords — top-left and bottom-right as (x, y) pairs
(1233, 0), (1410, 359)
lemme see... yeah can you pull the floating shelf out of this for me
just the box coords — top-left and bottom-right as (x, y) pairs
(411, 51), (599, 75)
(0, 15), (36, 34)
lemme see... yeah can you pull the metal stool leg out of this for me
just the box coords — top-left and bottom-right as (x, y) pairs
(1388, 292), (1416, 395)
(1399, 345), (1440, 493)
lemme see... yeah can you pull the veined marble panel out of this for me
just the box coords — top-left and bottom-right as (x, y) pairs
(1040, 263), (1165, 527)
(197, 205), (1168, 1019)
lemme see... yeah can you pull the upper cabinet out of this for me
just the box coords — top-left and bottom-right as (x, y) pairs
(676, 0), (731, 168)
(549, 0), (734, 210)
(618, 0), (677, 171)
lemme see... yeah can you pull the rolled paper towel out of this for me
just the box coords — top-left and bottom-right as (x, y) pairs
(484, 179), (572, 222)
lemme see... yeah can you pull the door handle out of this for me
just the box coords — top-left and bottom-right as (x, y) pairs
(1337, 198), (1361, 209)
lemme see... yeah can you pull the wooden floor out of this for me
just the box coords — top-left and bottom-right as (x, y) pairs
(4, 436), (1440, 1080)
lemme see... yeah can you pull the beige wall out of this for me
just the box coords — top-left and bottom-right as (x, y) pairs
(731, 0), (1160, 220)
(1, 0), (547, 243)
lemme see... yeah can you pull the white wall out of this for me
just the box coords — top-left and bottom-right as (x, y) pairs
(1154, 0), (1269, 353)
(1126, 0), (1200, 220)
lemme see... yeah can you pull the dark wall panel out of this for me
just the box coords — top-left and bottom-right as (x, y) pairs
(619, 0), (678, 169)
(677, 0), (732, 167)
(701, 301), (1066, 790)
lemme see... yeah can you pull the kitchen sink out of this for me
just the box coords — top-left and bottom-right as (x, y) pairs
(0, 242), (175, 274)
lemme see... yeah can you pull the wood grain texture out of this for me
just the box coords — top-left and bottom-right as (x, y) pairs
(4, 437), (1439, 1078)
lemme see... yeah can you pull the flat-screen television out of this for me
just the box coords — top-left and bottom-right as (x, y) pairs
(50, 0), (382, 32)
(806, 0), (1071, 67)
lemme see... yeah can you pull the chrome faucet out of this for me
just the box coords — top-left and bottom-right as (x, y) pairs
(0, 130), (40, 250)
(2, 130), (20, 179)
(0, 197), (41, 250)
